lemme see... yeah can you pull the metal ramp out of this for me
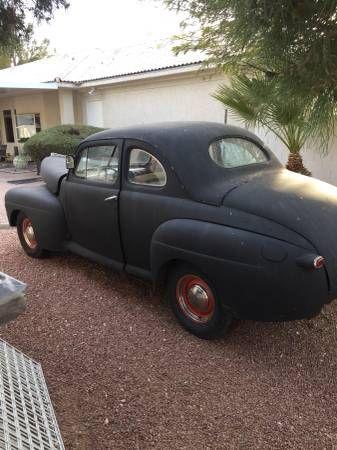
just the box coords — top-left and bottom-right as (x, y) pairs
(0, 339), (64, 450)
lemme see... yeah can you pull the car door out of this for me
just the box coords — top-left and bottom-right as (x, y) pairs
(119, 141), (171, 275)
(63, 139), (124, 266)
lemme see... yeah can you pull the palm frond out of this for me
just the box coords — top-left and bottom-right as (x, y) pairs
(213, 74), (333, 155)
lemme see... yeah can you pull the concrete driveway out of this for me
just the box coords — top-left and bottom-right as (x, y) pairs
(0, 180), (9, 225)
(0, 167), (42, 225)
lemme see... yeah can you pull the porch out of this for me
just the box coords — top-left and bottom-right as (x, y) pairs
(0, 82), (79, 158)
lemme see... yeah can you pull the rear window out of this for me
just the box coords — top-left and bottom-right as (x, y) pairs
(209, 137), (268, 169)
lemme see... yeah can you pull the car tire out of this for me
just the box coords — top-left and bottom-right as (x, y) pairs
(17, 212), (46, 258)
(167, 264), (233, 339)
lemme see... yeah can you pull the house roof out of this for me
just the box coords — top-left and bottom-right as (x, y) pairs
(0, 42), (205, 86)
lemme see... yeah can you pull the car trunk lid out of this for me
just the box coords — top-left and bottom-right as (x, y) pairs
(222, 168), (337, 295)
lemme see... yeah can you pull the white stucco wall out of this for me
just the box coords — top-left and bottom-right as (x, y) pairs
(81, 72), (227, 128)
(79, 70), (337, 186)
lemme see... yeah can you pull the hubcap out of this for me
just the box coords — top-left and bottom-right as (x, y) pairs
(176, 275), (215, 323)
(22, 218), (37, 250)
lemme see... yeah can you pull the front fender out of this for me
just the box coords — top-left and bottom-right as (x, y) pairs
(5, 185), (67, 251)
(151, 219), (328, 321)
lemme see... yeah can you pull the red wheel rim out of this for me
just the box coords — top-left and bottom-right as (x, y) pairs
(22, 218), (37, 250)
(176, 275), (215, 324)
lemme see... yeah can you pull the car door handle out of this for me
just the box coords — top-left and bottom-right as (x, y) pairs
(104, 195), (118, 202)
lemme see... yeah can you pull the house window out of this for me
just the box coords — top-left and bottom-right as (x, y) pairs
(3, 110), (14, 143)
(15, 113), (41, 140)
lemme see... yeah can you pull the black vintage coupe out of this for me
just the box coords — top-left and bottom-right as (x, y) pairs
(5, 122), (337, 338)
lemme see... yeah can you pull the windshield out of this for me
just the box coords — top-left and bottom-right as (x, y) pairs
(209, 137), (268, 169)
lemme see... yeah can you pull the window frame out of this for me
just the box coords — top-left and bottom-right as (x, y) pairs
(69, 139), (122, 188)
(209, 136), (270, 170)
(15, 112), (41, 140)
(127, 147), (167, 188)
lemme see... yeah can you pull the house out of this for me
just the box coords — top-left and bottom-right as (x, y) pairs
(0, 43), (226, 149)
(0, 42), (336, 184)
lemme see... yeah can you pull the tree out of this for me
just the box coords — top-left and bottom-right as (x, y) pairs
(213, 75), (321, 175)
(0, 53), (10, 69)
(15, 37), (50, 65)
(0, 0), (68, 53)
(0, 33), (51, 69)
(165, 0), (337, 142)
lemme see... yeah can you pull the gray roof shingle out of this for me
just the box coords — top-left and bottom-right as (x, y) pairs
(0, 42), (205, 85)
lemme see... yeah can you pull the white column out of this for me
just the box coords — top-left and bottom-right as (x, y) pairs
(58, 89), (75, 124)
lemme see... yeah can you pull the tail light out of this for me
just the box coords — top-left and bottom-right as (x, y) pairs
(296, 254), (325, 270)
(313, 256), (325, 269)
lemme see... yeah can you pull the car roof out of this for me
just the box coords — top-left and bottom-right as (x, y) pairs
(84, 122), (281, 205)
(85, 121), (262, 147)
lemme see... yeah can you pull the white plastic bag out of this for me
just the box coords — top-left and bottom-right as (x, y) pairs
(0, 273), (26, 324)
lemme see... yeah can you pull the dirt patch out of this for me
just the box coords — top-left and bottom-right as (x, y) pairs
(1, 229), (337, 449)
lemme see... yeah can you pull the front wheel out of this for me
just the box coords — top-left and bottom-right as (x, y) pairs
(17, 212), (45, 258)
(167, 265), (233, 339)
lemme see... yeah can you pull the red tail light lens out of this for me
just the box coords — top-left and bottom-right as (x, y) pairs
(313, 256), (325, 269)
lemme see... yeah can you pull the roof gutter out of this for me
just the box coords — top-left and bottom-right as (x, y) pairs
(56, 81), (78, 89)
(77, 63), (204, 88)
(0, 81), (59, 90)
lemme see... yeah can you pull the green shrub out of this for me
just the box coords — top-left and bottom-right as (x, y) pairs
(24, 124), (104, 162)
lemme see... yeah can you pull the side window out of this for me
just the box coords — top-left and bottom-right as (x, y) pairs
(75, 148), (88, 178)
(128, 148), (167, 187)
(74, 145), (119, 184)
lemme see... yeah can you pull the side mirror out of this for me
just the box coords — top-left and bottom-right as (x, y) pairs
(65, 155), (75, 170)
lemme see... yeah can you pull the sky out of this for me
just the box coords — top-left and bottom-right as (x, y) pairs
(34, 0), (186, 54)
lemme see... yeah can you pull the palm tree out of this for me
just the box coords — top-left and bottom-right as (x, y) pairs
(213, 75), (332, 175)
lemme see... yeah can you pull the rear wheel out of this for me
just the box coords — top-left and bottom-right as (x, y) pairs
(17, 212), (45, 258)
(167, 264), (233, 339)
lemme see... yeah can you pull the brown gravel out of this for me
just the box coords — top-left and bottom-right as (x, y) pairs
(1, 229), (337, 449)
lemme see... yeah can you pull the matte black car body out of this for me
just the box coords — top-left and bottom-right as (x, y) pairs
(5, 122), (337, 325)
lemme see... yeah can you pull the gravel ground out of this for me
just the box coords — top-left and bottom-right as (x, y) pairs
(1, 230), (337, 449)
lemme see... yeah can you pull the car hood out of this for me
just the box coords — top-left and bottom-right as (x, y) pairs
(223, 168), (337, 295)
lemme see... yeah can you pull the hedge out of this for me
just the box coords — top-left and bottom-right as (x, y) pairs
(24, 124), (104, 162)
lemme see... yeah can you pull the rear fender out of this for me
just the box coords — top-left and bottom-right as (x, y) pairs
(151, 219), (266, 280)
(151, 219), (328, 320)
